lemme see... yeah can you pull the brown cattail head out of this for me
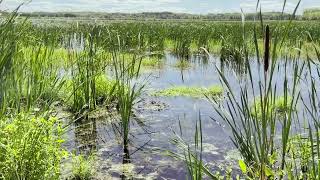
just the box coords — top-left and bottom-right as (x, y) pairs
(264, 25), (270, 72)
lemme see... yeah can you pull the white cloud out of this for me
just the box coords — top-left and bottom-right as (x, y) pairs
(0, 0), (319, 14)
(1, 0), (183, 12)
(240, 0), (320, 14)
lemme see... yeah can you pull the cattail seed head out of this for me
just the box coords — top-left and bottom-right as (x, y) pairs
(264, 25), (270, 72)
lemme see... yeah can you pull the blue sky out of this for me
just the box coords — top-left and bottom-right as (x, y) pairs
(1, 0), (320, 14)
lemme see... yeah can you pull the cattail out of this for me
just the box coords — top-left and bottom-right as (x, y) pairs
(264, 25), (270, 72)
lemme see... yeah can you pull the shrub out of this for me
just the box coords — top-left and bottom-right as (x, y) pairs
(0, 114), (66, 179)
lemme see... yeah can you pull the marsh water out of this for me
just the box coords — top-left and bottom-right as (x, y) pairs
(61, 52), (316, 179)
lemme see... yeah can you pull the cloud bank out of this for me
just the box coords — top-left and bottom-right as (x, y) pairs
(0, 0), (319, 14)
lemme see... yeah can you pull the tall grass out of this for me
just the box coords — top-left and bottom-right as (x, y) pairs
(300, 47), (320, 179)
(67, 26), (113, 113)
(0, 9), (65, 115)
(207, 0), (320, 178)
(166, 0), (320, 179)
(169, 114), (221, 180)
(3, 1), (320, 179)
(111, 48), (145, 165)
(0, 7), (26, 115)
(0, 5), (67, 180)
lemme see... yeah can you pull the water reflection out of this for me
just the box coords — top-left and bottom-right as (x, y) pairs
(74, 116), (98, 155)
(120, 145), (131, 179)
(66, 52), (315, 178)
(220, 56), (247, 75)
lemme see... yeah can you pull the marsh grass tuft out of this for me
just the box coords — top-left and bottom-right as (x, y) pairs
(70, 153), (96, 180)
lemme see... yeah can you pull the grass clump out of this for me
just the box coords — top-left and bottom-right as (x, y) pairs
(60, 75), (118, 108)
(95, 75), (117, 105)
(250, 96), (294, 120)
(70, 153), (96, 180)
(154, 85), (223, 98)
(0, 113), (66, 179)
(111, 49), (146, 168)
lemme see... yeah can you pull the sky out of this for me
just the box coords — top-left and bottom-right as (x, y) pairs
(0, 0), (319, 14)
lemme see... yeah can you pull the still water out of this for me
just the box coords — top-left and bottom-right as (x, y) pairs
(62, 52), (317, 179)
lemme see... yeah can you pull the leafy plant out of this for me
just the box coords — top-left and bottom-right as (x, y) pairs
(0, 113), (66, 179)
(70, 153), (96, 180)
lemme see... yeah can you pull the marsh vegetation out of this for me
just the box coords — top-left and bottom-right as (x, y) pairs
(1, 1), (320, 179)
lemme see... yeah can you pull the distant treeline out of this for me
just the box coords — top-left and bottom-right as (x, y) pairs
(16, 12), (295, 20)
(1, 9), (320, 20)
(303, 8), (320, 20)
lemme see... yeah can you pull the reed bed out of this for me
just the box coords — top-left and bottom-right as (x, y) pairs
(168, 1), (320, 179)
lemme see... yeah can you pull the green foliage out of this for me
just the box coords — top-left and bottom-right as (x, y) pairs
(168, 115), (220, 180)
(3, 1), (320, 179)
(238, 160), (247, 174)
(250, 96), (294, 120)
(303, 8), (320, 20)
(220, 40), (247, 64)
(154, 85), (223, 98)
(68, 29), (106, 112)
(111, 48), (146, 163)
(206, 1), (320, 179)
(0, 113), (66, 179)
(70, 154), (96, 180)
(141, 56), (164, 68)
(19, 11), (299, 21)
(95, 75), (117, 105)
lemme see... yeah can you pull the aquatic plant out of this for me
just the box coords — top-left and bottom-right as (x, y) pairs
(94, 75), (117, 105)
(68, 26), (108, 113)
(154, 85), (223, 98)
(141, 55), (164, 68)
(220, 38), (247, 64)
(207, 1), (318, 178)
(0, 7), (28, 115)
(111, 43), (146, 168)
(168, 114), (234, 179)
(3, 0), (320, 179)
(250, 96), (294, 120)
(21, 46), (66, 109)
(70, 153), (96, 180)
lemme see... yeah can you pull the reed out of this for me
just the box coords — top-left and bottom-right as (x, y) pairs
(108, 33), (146, 166)
(207, 0), (320, 179)
(168, 114), (219, 180)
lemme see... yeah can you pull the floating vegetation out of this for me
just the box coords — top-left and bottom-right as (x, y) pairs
(141, 56), (164, 68)
(153, 85), (223, 98)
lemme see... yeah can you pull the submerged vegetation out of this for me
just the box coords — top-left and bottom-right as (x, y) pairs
(1, 0), (320, 179)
